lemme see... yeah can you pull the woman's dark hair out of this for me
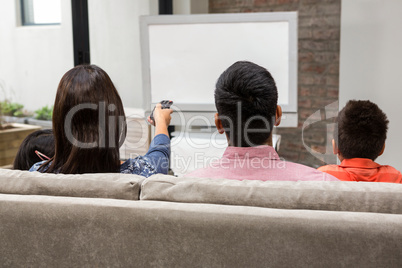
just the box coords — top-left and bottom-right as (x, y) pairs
(335, 100), (389, 161)
(215, 61), (278, 147)
(46, 64), (126, 174)
(13, 129), (55, 170)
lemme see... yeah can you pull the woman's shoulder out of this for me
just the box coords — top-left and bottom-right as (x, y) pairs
(120, 156), (157, 177)
(29, 160), (52, 172)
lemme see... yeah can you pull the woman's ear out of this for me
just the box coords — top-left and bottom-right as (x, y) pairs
(275, 105), (282, 126)
(215, 113), (225, 134)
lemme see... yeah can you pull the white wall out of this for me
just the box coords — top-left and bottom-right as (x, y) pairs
(340, 0), (402, 170)
(0, 0), (73, 111)
(0, 0), (204, 113)
(88, 0), (206, 109)
(0, 0), (158, 112)
(88, 0), (158, 109)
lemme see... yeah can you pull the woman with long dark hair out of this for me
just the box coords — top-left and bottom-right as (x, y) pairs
(30, 65), (172, 176)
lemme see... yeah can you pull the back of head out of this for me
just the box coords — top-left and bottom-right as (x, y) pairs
(50, 64), (126, 174)
(13, 129), (54, 170)
(215, 61), (278, 147)
(335, 100), (389, 161)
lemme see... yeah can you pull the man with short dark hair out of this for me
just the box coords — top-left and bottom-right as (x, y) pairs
(319, 100), (402, 183)
(186, 61), (338, 181)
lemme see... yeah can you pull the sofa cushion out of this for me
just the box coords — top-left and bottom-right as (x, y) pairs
(0, 168), (144, 200)
(141, 175), (402, 214)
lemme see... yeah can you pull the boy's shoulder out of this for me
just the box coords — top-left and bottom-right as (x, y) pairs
(317, 164), (341, 172)
(317, 164), (348, 179)
(318, 160), (402, 183)
(378, 164), (402, 178)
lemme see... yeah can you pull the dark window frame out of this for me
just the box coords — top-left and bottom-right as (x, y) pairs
(71, 0), (90, 66)
(159, 0), (173, 15)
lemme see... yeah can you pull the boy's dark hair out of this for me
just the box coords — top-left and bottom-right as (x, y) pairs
(215, 61), (278, 147)
(335, 100), (389, 161)
(13, 129), (55, 170)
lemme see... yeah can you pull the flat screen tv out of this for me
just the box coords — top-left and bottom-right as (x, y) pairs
(140, 12), (298, 127)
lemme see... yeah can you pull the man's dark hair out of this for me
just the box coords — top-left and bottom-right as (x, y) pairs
(335, 100), (389, 160)
(214, 61), (278, 147)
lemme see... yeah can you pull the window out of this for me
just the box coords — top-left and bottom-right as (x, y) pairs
(20, 0), (61, 25)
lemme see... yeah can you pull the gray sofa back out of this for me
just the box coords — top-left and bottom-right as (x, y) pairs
(141, 174), (402, 214)
(1, 169), (402, 267)
(0, 169), (144, 200)
(1, 193), (401, 268)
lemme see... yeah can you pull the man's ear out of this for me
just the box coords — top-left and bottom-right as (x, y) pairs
(215, 113), (225, 134)
(378, 143), (385, 156)
(275, 105), (282, 126)
(332, 139), (339, 155)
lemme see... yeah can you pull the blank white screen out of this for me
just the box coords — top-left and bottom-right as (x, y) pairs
(148, 21), (289, 106)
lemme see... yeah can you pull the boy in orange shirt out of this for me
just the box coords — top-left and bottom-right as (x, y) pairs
(318, 100), (402, 183)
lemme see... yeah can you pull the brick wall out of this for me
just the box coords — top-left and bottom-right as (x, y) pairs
(209, 0), (341, 167)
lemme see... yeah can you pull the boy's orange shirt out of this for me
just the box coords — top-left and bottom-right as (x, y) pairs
(318, 158), (402, 183)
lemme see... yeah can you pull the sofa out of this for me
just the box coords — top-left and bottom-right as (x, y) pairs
(0, 168), (401, 267)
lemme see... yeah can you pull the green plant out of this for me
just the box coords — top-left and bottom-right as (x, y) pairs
(34, 105), (53, 121)
(0, 81), (28, 129)
(0, 100), (25, 117)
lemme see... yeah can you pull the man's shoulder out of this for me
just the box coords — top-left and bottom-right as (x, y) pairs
(282, 161), (340, 181)
(185, 159), (339, 181)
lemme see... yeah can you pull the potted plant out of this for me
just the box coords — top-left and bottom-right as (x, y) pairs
(26, 105), (53, 128)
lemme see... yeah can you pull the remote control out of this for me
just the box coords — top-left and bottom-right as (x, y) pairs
(149, 100), (173, 123)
